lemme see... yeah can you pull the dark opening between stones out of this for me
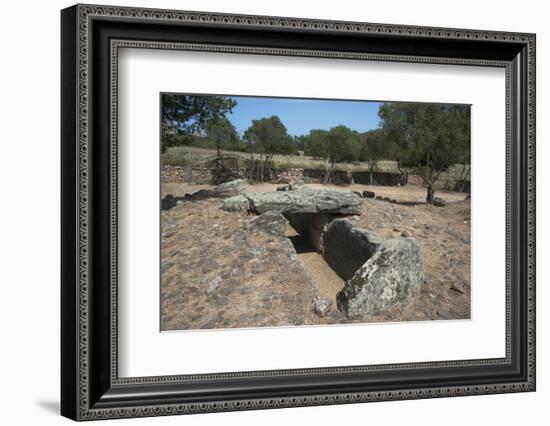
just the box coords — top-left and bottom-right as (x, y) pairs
(284, 213), (382, 282)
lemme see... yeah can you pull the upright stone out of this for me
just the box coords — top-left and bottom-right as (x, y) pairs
(336, 238), (424, 319)
(323, 219), (385, 280)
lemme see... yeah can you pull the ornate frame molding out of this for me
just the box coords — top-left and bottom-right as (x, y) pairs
(61, 4), (536, 421)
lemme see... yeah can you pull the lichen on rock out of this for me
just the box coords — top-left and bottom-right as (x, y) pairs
(336, 237), (424, 319)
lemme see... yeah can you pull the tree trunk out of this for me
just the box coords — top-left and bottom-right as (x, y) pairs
(369, 171), (373, 185)
(426, 184), (435, 204)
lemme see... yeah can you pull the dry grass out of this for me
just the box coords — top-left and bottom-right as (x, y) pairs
(163, 146), (470, 179)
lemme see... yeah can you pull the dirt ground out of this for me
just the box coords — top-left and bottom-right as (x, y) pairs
(162, 181), (466, 203)
(160, 182), (470, 330)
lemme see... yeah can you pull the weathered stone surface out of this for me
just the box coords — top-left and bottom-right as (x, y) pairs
(336, 238), (424, 319)
(289, 179), (305, 190)
(206, 276), (222, 296)
(323, 219), (385, 281)
(161, 198), (323, 331)
(223, 194), (250, 212)
(244, 211), (288, 237)
(214, 179), (245, 197)
(246, 189), (362, 215)
(434, 197), (446, 207)
(311, 298), (333, 317)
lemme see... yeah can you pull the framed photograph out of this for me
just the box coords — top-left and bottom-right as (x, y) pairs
(61, 4), (536, 421)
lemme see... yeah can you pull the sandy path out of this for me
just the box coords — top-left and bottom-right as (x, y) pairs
(285, 226), (344, 306)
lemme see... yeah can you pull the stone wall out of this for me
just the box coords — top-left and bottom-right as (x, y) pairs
(351, 171), (406, 186)
(162, 165), (305, 184)
(162, 165), (470, 192)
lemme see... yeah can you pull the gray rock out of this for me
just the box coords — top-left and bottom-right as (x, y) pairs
(362, 190), (375, 198)
(161, 194), (177, 210)
(323, 219), (385, 281)
(336, 238), (424, 319)
(244, 211), (288, 237)
(223, 195), (250, 212)
(434, 197), (446, 207)
(245, 189), (362, 215)
(311, 298), (333, 317)
(184, 189), (223, 202)
(214, 179), (245, 197)
(206, 276), (222, 296)
(289, 179), (305, 190)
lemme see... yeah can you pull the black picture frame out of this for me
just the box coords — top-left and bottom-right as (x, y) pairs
(61, 4), (536, 421)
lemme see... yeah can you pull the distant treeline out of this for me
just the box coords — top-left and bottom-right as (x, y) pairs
(161, 94), (470, 203)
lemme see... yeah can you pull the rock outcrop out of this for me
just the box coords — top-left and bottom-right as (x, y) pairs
(246, 189), (362, 215)
(223, 194), (250, 212)
(336, 237), (424, 319)
(214, 179), (245, 197)
(244, 211), (288, 237)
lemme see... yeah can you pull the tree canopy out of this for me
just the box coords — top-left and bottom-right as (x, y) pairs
(379, 102), (470, 202)
(326, 125), (361, 165)
(161, 94), (236, 151)
(206, 117), (242, 155)
(243, 116), (296, 157)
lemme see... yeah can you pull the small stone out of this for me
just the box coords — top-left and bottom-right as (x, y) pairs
(362, 191), (375, 198)
(401, 230), (411, 237)
(434, 197), (446, 207)
(311, 298), (333, 317)
(450, 284), (465, 294)
(206, 276), (222, 296)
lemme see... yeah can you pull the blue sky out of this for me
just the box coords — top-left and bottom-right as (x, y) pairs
(227, 96), (382, 137)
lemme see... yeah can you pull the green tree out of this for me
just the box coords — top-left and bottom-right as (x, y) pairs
(243, 116), (295, 181)
(359, 128), (389, 184)
(379, 102), (470, 203)
(323, 125), (361, 183)
(303, 129), (329, 159)
(206, 117), (242, 156)
(161, 94), (236, 152)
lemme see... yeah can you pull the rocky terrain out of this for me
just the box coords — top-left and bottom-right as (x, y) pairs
(161, 181), (470, 331)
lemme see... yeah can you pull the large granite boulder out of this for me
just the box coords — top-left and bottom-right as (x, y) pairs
(323, 219), (385, 281)
(214, 179), (245, 197)
(244, 211), (288, 237)
(336, 238), (424, 319)
(246, 189), (362, 215)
